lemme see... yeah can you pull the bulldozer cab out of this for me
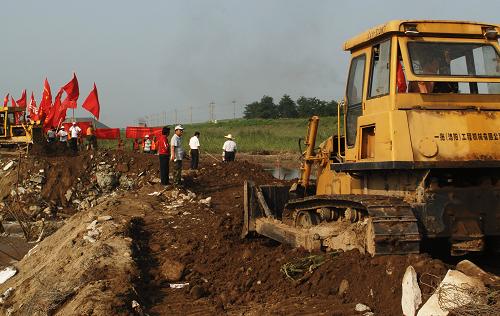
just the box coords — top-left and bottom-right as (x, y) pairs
(339, 20), (500, 164)
(0, 106), (43, 146)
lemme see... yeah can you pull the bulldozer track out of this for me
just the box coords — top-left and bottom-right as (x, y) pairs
(286, 194), (421, 255)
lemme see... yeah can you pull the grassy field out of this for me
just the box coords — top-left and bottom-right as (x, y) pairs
(101, 116), (339, 154)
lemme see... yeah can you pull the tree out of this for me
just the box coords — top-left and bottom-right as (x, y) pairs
(243, 101), (262, 119)
(259, 95), (278, 119)
(243, 95), (278, 119)
(277, 94), (298, 118)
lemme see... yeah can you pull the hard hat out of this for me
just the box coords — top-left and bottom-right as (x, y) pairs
(174, 125), (184, 131)
(145, 134), (149, 138)
(72, 122), (76, 125)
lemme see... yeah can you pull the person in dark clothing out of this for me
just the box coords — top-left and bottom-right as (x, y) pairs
(158, 126), (171, 185)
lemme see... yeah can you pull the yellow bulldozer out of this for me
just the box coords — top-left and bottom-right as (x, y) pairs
(0, 106), (44, 147)
(242, 20), (500, 256)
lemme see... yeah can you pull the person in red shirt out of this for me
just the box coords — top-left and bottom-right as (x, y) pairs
(158, 126), (171, 185)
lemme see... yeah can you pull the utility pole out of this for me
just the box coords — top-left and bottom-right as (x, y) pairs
(189, 106), (193, 124)
(209, 102), (215, 122)
(174, 109), (178, 125)
(232, 100), (236, 120)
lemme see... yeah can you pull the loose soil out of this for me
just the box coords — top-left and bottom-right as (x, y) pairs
(0, 149), (496, 315)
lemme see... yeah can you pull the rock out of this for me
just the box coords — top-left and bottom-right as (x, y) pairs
(86, 220), (98, 230)
(3, 161), (14, 171)
(83, 235), (96, 243)
(161, 258), (185, 282)
(338, 279), (349, 296)
(355, 304), (371, 312)
(65, 189), (73, 202)
(401, 266), (421, 316)
(200, 197), (212, 207)
(97, 215), (113, 222)
(417, 270), (486, 316)
(190, 285), (206, 300)
(96, 171), (119, 191)
(28, 206), (41, 217)
(150, 243), (161, 252)
(115, 163), (129, 173)
(456, 259), (500, 286)
(119, 175), (134, 190)
(42, 207), (52, 215)
(0, 287), (14, 305)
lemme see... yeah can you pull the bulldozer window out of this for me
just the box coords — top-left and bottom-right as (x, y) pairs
(408, 42), (500, 94)
(346, 54), (366, 147)
(369, 40), (391, 98)
(0, 113), (5, 137)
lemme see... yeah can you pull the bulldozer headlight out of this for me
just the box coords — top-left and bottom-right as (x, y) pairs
(404, 25), (420, 36)
(483, 27), (498, 40)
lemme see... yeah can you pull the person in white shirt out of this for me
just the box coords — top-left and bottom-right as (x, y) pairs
(143, 135), (152, 153)
(68, 122), (81, 153)
(57, 127), (68, 144)
(222, 134), (237, 162)
(189, 131), (200, 170)
(170, 125), (185, 186)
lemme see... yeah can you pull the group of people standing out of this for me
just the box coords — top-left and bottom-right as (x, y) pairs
(157, 125), (237, 187)
(46, 122), (97, 153)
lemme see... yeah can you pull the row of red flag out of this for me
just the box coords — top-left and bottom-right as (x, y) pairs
(3, 73), (101, 129)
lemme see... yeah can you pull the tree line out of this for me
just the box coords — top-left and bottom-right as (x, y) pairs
(243, 95), (339, 119)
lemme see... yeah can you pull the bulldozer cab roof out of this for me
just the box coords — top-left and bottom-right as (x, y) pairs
(343, 20), (500, 51)
(0, 106), (26, 113)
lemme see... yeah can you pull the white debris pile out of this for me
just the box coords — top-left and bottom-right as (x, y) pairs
(83, 215), (113, 243)
(408, 260), (500, 316)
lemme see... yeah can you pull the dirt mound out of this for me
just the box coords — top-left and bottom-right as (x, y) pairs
(0, 195), (145, 315)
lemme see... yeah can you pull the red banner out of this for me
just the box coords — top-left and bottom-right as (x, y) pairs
(62, 121), (92, 133)
(95, 128), (120, 139)
(125, 126), (162, 139)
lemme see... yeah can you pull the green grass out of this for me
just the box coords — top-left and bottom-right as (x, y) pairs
(183, 117), (338, 154)
(98, 116), (339, 154)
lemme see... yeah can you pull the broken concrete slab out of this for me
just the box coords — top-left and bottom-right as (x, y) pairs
(0, 267), (17, 284)
(401, 266), (421, 316)
(456, 259), (500, 287)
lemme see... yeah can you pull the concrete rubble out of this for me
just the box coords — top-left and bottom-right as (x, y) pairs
(401, 265), (422, 316)
(417, 269), (487, 316)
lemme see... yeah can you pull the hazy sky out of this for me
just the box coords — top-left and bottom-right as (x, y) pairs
(1, 1), (499, 127)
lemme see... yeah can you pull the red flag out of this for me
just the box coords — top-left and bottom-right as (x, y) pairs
(82, 83), (100, 120)
(3, 93), (9, 107)
(62, 72), (79, 108)
(29, 92), (38, 121)
(397, 61), (407, 93)
(49, 89), (67, 128)
(39, 78), (52, 120)
(16, 89), (27, 107)
(11, 97), (24, 124)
